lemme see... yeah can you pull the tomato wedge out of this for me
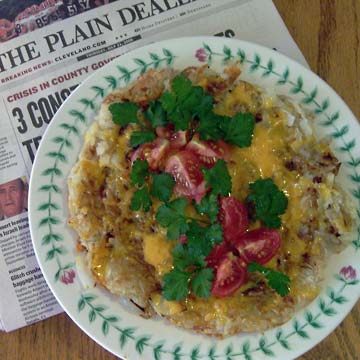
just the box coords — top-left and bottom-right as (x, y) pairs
(236, 228), (281, 265)
(185, 134), (230, 168)
(205, 242), (233, 269)
(131, 138), (170, 170)
(218, 197), (249, 244)
(211, 254), (248, 298)
(165, 150), (207, 203)
(130, 142), (155, 163)
(155, 125), (173, 139)
(155, 126), (188, 150)
(169, 130), (189, 150)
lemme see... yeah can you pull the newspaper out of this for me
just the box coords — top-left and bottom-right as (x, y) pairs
(0, 0), (308, 332)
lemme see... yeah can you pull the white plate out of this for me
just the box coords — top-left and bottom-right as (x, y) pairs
(29, 37), (360, 360)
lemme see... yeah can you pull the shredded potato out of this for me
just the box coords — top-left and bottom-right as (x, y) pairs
(68, 65), (355, 337)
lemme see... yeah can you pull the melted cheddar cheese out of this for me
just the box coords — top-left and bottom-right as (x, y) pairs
(143, 233), (174, 276)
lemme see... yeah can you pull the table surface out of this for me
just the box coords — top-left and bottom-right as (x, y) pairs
(1, 1), (360, 359)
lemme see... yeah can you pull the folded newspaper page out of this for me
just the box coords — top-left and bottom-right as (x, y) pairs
(0, 0), (307, 332)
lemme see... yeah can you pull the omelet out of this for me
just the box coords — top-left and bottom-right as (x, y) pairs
(68, 65), (356, 337)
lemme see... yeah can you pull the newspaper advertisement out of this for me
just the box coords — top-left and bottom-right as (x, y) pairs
(0, 0), (307, 332)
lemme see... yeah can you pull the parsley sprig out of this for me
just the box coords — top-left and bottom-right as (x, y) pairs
(130, 159), (175, 211)
(109, 73), (256, 148)
(202, 159), (232, 196)
(156, 198), (190, 240)
(162, 244), (214, 300)
(246, 178), (288, 228)
(160, 74), (214, 131)
(248, 262), (290, 297)
(158, 191), (225, 301)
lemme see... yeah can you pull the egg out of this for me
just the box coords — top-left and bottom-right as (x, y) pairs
(68, 64), (356, 337)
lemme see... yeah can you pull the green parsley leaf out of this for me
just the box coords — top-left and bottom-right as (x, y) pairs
(221, 112), (255, 147)
(186, 221), (213, 257)
(130, 187), (152, 212)
(194, 193), (219, 222)
(167, 222), (188, 241)
(171, 107), (192, 131)
(246, 178), (288, 228)
(109, 102), (140, 126)
(145, 100), (168, 128)
(162, 269), (191, 301)
(172, 73), (193, 102)
(182, 86), (212, 114)
(194, 90), (213, 117)
(198, 113), (224, 141)
(159, 74), (215, 131)
(248, 262), (290, 297)
(202, 159), (232, 196)
(190, 268), (214, 298)
(156, 198), (187, 226)
(159, 91), (177, 113)
(156, 198), (189, 240)
(172, 243), (206, 271)
(130, 159), (149, 187)
(130, 130), (156, 147)
(205, 223), (223, 245)
(150, 173), (175, 202)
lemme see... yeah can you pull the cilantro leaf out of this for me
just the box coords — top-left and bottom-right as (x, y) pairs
(145, 100), (168, 128)
(172, 243), (206, 271)
(172, 73), (193, 102)
(162, 269), (191, 301)
(171, 107), (192, 131)
(160, 91), (177, 113)
(221, 113), (255, 147)
(205, 223), (223, 245)
(156, 198), (189, 240)
(246, 178), (288, 228)
(198, 113), (224, 141)
(159, 74), (215, 131)
(109, 102), (140, 126)
(190, 268), (214, 298)
(130, 187), (152, 212)
(130, 130), (156, 147)
(194, 193), (219, 222)
(202, 160), (232, 196)
(150, 173), (175, 202)
(156, 198), (187, 226)
(194, 90), (213, 117)
(248, 262), (290, 297)
(186, 221), (213, 257)
(266, 269), (291, 297)
(130, 159), (149, 187)
(182, 86), (213, 114)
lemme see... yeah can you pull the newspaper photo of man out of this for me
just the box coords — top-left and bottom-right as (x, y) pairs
(0, 177), (28, 220)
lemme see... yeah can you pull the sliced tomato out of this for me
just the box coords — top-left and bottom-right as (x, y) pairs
(155, 126), (188, 150)
(236, 229), (281, 265)
(155, 125), (173, 139)
(211, 254), (248, 298)
(130, 142), (155, 163)
(131, 138), (170, 170)
(165, 150), (207, 203)
(205, 242), (233, 269)
(218, 197), (249, 244)
(185, 133), (231, 168)
(170, 130), (189, 150)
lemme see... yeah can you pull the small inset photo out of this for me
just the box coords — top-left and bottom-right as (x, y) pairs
(0, 177), (28, 220)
